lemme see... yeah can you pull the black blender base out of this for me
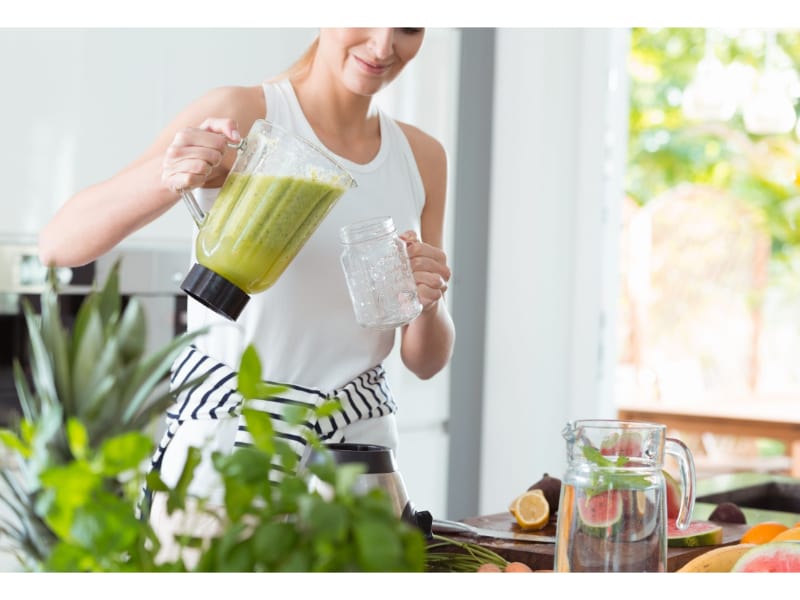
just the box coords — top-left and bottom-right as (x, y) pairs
(180, 263), (250, 321)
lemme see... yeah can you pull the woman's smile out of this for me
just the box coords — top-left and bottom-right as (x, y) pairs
(352, 54), (393, 76)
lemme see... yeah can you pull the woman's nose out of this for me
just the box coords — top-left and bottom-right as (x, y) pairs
(367, 28), (394, 60)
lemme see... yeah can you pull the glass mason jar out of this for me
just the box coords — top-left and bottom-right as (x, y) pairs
(339, 216), (422, 330)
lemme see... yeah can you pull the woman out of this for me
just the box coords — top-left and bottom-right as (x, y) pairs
(38, 28), (454, 560)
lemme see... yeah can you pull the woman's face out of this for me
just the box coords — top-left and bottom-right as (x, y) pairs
(317, 28), (425, 96)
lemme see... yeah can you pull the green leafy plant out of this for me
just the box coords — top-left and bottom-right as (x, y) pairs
(425, 535), (509, 572)
(144, 344), (427, 572)
(0, 262), (207, 569)
(0, 264), (427, 572)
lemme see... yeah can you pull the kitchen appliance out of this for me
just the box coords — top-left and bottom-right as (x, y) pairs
(0, 243), (189, 427)
(554, 419), (697, 572)
(180, 119), (357, 321)
(306, 443), (417, 520)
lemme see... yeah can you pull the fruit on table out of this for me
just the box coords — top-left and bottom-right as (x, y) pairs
(476, 561), (534, 573)
(731, 541), (800, 572)
(708, 501), (747, 524)
(667, 519), (723, 547)
(767, 525), (800, 543)
(509, 489), (550, 530)
(740, 521), (790, 544)
(676, 543), (757, 572)
(527, 472), (562, 513)
(577, 490), (623, 536)
(503, 561), (534, 572)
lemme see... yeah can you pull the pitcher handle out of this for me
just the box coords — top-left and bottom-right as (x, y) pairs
(180, 138), (247, 228)
(665, 436), (696, 530)
(181, 189), (206, 227)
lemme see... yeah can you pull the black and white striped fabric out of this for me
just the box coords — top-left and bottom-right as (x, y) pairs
(148, 345), (397, 487)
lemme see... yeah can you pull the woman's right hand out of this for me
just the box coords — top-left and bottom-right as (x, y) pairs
(161, 117), (242, 193)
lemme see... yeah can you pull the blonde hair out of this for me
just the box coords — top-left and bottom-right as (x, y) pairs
(271, 36), (319, 82)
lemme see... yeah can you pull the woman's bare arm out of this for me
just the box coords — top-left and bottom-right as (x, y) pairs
(38, 85), (264, 267)
(397, 122), (455, 380)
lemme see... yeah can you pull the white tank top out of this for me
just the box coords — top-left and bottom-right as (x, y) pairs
(187, 79), (425, 391)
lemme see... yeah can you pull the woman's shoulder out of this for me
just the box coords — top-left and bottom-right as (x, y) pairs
(394, 121), (446, 164)
(393, 120), (447, 188)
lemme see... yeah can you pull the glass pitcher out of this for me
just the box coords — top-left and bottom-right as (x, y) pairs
(554, 419), (696, 572)
(180, 119), (357, 321)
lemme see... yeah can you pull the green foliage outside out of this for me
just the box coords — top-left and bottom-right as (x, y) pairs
(627, 28), (800, 273)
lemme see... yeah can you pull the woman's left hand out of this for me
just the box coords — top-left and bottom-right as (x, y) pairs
(400, 230), (451, 312)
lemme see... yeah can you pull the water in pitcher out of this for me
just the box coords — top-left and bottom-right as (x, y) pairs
(555, 467), (666, 572)
(554, 420), (696, 573)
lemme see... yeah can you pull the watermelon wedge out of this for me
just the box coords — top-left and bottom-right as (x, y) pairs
(667, 519), (723, 547)
(731, 541), (800, 572)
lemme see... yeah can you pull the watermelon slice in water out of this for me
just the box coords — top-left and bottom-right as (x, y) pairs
(667, 519), (723, 547)
(578, 490), (623, 536)
(732, 541), (800, 572)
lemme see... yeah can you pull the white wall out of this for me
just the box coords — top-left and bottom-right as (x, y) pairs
(478, 28), (630, 515)
(0, 28), (316, 246)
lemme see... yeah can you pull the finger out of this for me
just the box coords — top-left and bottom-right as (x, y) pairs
(414, 271), (449, 293)
(198, 117), (242, 144)
(163, 170), (210, 194)
(408, 254), (451, 283)
(399, 230), (419, 244)
(164, 144), (225, 168)
(162, 156), (220, 192)
(171, 128), (231, 155)
(417, 285), (445, 310)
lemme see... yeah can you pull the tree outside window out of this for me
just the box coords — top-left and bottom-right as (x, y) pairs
(618, 28), (800, 470)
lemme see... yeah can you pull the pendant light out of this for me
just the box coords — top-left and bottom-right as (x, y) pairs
(682, 30), (737, 122)
(742, 31), (798, 136)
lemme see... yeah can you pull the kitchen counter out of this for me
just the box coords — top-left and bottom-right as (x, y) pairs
(438, 472), (800, 572)
(694, 471), (800, 527)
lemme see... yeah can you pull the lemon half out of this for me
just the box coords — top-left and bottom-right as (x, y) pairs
(509, 489), (550, 530)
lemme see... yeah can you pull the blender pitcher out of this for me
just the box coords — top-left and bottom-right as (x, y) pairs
(180, 119), (357, 321)
(554, 419), (696, 572)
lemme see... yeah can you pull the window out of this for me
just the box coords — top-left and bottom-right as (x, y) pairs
(617, 28), (800, 475)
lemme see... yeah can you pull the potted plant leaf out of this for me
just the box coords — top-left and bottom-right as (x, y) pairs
(0, 261), (208, 569)
(0, 263), (427, 572)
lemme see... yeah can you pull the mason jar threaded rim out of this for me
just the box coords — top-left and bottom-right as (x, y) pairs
(339, 216), (396, 245)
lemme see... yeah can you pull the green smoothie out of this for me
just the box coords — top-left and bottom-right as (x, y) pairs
(196, 172), (347, 293)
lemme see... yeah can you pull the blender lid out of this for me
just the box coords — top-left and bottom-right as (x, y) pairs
(180, 263), (250, 321)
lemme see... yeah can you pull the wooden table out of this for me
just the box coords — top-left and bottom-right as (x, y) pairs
(438, 513), (749, 572)
(617, 402), (800, 477)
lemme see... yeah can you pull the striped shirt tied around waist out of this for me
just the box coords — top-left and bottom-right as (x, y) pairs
(148, 345), (397, 485)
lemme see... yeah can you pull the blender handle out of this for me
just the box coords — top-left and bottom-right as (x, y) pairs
(180, 138), (247, 228)
(665, 436), (696, 530)
(181, 189), (206, 227)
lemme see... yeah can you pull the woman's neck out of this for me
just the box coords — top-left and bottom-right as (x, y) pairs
(289, 73), (381, 164)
